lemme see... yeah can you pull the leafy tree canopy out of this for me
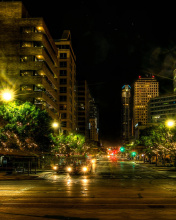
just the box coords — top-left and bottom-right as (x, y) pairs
(51, 132), (86, 155)
(0, 101), (53, 153)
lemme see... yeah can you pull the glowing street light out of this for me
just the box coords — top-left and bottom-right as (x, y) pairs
(52, 122), (59, 128)
(166, 119), (175, 128)
(1, 89), (14, 102)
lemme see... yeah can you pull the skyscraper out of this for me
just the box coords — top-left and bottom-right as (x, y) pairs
(89, 97), (99, 142)
(121, 85), (132, 142)
(77, 80), (91, 139)
(133, 76), (159, 127)
(55, 31), (77, 134)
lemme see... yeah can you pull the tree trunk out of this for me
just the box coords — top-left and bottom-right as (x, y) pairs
(156, 154), (158, 167)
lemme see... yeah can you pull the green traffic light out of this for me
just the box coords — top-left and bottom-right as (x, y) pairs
(131, 152), (136, 157)
(120, 147), (125, 152)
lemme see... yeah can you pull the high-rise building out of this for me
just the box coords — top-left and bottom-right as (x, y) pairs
(148, 93), (176, 123)
(55, 31), (77, 134)
(0, 2), (60, 121)
(89, 118), (99, 141)
(133, 76), (159, 127)
(121, 85), (132, 142)
(77, 80), (91, 139)
(89, 97), (99, 142)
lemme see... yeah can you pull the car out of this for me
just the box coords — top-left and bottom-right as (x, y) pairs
(53, 162), (91, 175)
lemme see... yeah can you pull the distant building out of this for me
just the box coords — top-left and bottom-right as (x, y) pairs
(77, 80), (91, 139)
(0, 1), (60, 121)
(89, 97), (99, 142)
(89, 118), (99, 141)
(148, 93), (176, 123)
(121, 85), (132, 142)
(133, 76), (159, 127)
(55, 31), (77, 134)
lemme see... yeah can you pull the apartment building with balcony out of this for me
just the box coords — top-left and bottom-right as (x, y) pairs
(0, 2), (60, 121)
(55, 31), (77, 134)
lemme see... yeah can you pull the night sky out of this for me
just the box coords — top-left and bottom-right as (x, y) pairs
(18, 1), (176, 145)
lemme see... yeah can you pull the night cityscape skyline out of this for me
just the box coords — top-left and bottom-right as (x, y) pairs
(1, 3), (176, 219)
(1, 1), (176, 145)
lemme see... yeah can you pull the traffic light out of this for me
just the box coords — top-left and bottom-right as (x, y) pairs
(120, 146), (125, 152)
(131, 152), (136, 157)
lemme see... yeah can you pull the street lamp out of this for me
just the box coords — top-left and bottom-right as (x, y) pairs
(166, 119), (175, 129)
(52, 122), (59, 129)
(1, 89), (14, 102)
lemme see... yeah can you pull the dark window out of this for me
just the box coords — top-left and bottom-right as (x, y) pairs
(60, 53), (67, 59)
(60, 70), (67, 76)
(61, 113), (67, 119)
(57, 45), (70, 49)
(60, 79), (67, 85)
(59, 104), (67, 110)
(60, 87), (67, 93)
(60, 96), (67, 101)
(60, 62), (67, 67)
(61, 121), (67, 127)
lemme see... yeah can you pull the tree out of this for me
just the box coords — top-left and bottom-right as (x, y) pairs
(51, 132), (86, 155)
(0, 101), (53, 153)
(139, 123), (176, 166)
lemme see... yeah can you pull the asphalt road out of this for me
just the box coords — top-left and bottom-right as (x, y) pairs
(0, 157), (176, 220)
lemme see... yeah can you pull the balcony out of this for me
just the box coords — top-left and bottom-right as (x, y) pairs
(16, 76), (58, 101)
(33, 91), (59, 111)
(20, 47), (59, 78)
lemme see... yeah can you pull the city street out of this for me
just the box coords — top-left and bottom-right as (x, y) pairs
(0, 157), (176, 219)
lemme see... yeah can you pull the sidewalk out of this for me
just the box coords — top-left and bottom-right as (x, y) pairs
(135, 161), (176, 171)
(0, 169), (53, 180)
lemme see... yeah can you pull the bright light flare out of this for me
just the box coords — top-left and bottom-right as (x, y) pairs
(166, 120), (175, 128)
(67, 167), (72, 172)
(53, 166), (58, 170)
(1, 89), (14, 102)
(83, 167), (88, 172)
(52, 122), (59, 128)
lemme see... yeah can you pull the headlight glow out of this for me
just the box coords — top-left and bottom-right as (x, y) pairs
(53, 166), (57, 170)
(83, 167), (88, 172)
(67, 167), (72, 172)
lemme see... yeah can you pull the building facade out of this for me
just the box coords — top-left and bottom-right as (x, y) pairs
(55, 31), (77, 134)
(133, 76), (159, 127)
(121, 85), (132, 142)
(89, 97), (99, 142)
(77, 80), (91, 139)
(148, 93), (176, 123)
(0, 2), (60, 121)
